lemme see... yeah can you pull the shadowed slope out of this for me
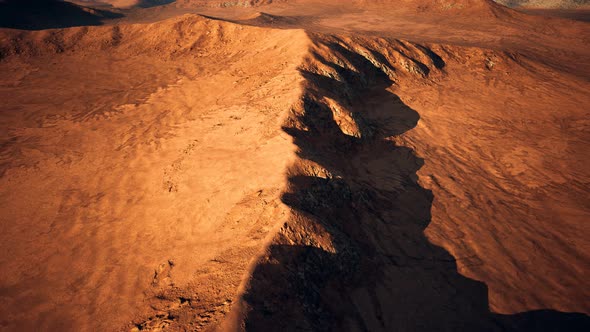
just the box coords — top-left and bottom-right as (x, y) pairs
(71, 0), (176, 8)
(0, 0), (123, 30)
(495, 0), (590, 8)
(235, 33), (590, 331)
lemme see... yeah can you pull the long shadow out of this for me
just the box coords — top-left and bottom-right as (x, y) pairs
(137, 0), (176, 8)
(240, 39), (590, 331)
(0, 0), (123, 30)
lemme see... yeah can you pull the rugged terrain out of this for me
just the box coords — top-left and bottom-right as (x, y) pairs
(0, 0), (589, 331)
(495, 0), (589, 9)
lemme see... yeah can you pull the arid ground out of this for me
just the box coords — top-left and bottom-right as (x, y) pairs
(1, 0), (589, 331)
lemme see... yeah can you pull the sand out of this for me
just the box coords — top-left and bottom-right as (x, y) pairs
(0, 0), (589, 331)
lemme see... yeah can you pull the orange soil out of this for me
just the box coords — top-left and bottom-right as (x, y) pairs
(0, 0), (589, 331)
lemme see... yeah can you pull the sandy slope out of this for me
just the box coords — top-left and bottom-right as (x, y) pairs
(1, 0), (589, 331)
(0, 14), (309, 330)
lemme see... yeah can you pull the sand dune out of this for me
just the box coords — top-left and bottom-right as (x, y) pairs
(0, 0), (589, 331)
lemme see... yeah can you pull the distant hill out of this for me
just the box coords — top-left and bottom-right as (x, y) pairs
(175, 0), (274, 7)
(0, 0), (123, 30)
(71, 0), (175, 8)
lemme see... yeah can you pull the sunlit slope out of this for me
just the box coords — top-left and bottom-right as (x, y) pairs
(0, 14), (309, 331)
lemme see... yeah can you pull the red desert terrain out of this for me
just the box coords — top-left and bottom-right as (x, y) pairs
(0, 0), (589, 331)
